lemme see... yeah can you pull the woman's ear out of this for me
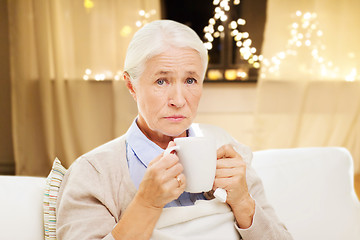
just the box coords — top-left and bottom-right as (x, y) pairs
(124, 72), (137, 101)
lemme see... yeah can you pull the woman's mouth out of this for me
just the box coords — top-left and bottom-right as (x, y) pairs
(164, 115), (186, 122)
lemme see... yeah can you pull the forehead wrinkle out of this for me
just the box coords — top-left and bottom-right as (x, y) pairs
(150, 50), (200, 66)
(145, 48), (203, 78)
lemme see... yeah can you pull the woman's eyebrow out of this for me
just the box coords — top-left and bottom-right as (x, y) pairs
(187, 71), (200, 78)
(154, 70), (200, 78)
(154, 71), (171, 76)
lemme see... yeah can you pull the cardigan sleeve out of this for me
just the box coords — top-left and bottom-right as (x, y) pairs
(56, 157), (117, 240)
(235, 164), (293, 239)
(225, 131), (293, 239)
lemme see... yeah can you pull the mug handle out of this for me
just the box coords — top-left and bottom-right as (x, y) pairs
(163, 145), (180, 156)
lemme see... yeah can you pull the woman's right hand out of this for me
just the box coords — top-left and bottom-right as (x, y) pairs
(136, 141), (186, 209)
(112, 142), (185, 239)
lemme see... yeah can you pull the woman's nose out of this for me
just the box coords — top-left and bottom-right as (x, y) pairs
(169, 84), (186, 108)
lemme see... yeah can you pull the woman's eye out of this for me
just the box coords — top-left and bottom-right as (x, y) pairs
(186, 78), (197, 84)
(156, 79), (165, 85)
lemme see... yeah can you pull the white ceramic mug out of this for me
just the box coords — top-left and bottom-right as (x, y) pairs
(164, 137), (217, 193)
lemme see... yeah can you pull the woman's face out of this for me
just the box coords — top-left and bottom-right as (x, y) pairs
(129, 47), (204, 142)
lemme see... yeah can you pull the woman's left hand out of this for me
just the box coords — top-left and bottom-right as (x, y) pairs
(214, 144), (255, 229)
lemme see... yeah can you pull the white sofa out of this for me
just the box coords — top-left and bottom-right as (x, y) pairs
(252, 147), (360, 239)
(1, 147), (359, 240)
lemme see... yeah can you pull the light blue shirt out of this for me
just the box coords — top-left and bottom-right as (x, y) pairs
(125, 119), (206, 208)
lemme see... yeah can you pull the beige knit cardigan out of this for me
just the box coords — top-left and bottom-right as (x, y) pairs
(56, 123), (292, 240)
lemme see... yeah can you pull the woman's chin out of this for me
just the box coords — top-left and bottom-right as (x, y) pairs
(160, 125), (189, 138)
(162, 130), (186, 138)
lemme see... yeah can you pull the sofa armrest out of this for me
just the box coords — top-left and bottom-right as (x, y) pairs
(252, 147), (360, 240)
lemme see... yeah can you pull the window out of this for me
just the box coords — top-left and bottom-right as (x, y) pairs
(161, 0), (267, 82)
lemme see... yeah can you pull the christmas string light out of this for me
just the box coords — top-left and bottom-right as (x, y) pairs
(83, 8), (158, 81)
(84, 0), (94, 10)
(203, 0), (262, 70)
(135, 9), (157, 28)
(261, 11), (359, 81)
(82, 69), (123, 81)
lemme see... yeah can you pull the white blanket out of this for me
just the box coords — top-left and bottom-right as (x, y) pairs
(152, 199), (240, 240)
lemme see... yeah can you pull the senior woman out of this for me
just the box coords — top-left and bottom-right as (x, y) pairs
(56, 20), (292, 240)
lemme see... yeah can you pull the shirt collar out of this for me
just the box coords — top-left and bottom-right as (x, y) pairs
(126, 118), (196, 168)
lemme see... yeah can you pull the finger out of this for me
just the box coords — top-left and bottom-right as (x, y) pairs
(215, 168), (238, 178)
(164, 154), (180, 170)
(143, 163), (182, 193)
(148, 154), (163, 167)
(217, 158), (237, 169)
(167, 141), (176, 148)
(162, 161), (184, 181)
(174, 173), (186, 189)
(149, 141), (177, 167)
(149, 152), (179, 170)
(217, 144), (238, 159)
(160, 173), (186, 196)
(175, 174), (186, 195)
(213, 177), (231, 190)
(217, 158), (245, 169)
(164, 141), (177, 155)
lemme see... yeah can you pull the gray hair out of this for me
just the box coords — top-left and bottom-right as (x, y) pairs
(124, 20), (208, 84)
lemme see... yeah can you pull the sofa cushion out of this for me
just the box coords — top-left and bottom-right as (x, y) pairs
(43, 158), (67, 240)
(0, 175), (46, 240)
(252, 147), (360, 240)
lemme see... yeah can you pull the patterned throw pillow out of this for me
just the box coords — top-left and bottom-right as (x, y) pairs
(43, 158), (67, 240)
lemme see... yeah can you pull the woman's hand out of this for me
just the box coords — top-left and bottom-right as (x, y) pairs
(214, 144), (255, 229)
(113, 142), (186, 239)
(136, 141), (186, 209)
